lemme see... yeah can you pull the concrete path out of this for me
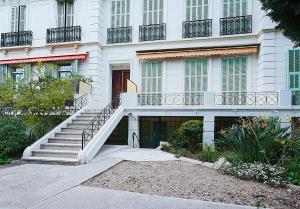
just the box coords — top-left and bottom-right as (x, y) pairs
(0, 156), (122, 209)
(29, 186), (254, 209)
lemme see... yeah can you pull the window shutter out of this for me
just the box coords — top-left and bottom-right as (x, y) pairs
(143, 0), (163, 25)
(0, 65), (8, 83)
(185, 59), (208, 93)
(66, 1), (74, 27)
(19, 5), (26, 31)
(71, 60), (78, 74)
(57, 2), (64, 27)
(223, 0), (247, 17)
(23, 64), (32, 82)
(11, 7), (18, 32)
(288, 49), (300, 90)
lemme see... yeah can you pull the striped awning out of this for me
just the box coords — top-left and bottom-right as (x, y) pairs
(0, 53), (88, 65)
(137, 45), (258, 60)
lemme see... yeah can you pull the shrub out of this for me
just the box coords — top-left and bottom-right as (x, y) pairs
(0, 117), (29, 158)
(285, 140), (300, 185)
(169, 129), (187, 149)
(224, 162), (287, 187)
(198, 145), (220, 163)
(220, 117), (295, 166)
(180, 120), (203, 152)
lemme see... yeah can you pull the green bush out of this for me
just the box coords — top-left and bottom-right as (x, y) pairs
(0, 117), (29, 158)
(285, 140), (300, 185)
(220, 117), (295, 166)
(198, 145), (220, 163)
(169, 129), (187, 149)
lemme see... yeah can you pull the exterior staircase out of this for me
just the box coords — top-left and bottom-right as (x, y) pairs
(22, 110), (101, 165)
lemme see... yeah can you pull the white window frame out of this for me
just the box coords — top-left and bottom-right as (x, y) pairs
(186, 0), (209, 21)
(11, 5), (26, 32)
(111, 0), (130, 28)
(223, 0), (247, 18)
(57, 0), (74, 27)
(184, 59), (208, 93)
(143, 0), (164, 25)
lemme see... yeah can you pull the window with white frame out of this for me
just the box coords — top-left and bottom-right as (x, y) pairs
(222, 57), (247, 104)
(185, 59), (208, 93)
(143, 0), (164, 25)
(57, 0), (74, 27)
(223, 0), (247, 17)
(186, 0), (209, 21)
(288, 49), (300, 104)
(11, 5), (26, 32)
(111, 0), (130, 28)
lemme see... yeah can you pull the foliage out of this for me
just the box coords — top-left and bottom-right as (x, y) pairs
(169, 120), (203, 153)
(161, 144), (172, 153)
(220, 117), (296, 166)
(259, 0), (300, 46)
(285, 140), (300, 185)
(0, 117), (29, 158)
(251, 200), (266, 209)
(0, 156), (15, 165)
(198, 145), (220, 163)
(224, 162), (287, 187)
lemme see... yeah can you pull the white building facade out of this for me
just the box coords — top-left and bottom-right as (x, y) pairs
(1, 0), (300, 160)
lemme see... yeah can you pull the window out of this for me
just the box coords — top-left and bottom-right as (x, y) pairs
(111, 0), (130, 28)
(143, 0), (164, 25)
(11, 5), (26, 32)
(186, 0), (209, 21)
(141, 61), (162, 105)
(223, 0), (247, 17)
(57, 0), (74, 27)
(222, 57), (247, 104)
(288, 49), (300, 105)
(0, 65), (8, 83)
(58, 65), (72, 78)
(185, 59), (208, 93)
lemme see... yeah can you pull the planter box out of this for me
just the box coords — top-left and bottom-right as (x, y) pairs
(72, 79), (92, 94)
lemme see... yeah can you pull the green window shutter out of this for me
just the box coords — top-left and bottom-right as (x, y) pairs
(143, 0), (163, 24)
(23, 64), (32, 82)
(184, 59), (208, 93)
(141, 61), (162, 94)
(288, 49), (300, 90)
(0, 65), (7, 83)
(71, 60), (78, 74)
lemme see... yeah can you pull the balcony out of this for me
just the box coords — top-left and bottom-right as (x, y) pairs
(139, 23), (166, 42)
(292, 91), (300, 105)
(46, 26), (81, 44)
(107, 26), (132, 44)
(220, 15), (252, 36)
(182, 19), (212, 38)
(1, 31), (32, 48)
(214, 92), (279, 106)
(138, 93), (204, 106)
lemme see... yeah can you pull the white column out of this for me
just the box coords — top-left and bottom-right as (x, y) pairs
(128, 114), (139, 148)
(279, 90), (292, 107)
(204, 91), (215, 107)
(203, 115), (215, 148)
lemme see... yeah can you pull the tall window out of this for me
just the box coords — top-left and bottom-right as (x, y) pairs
(11, 5), (26, 32)
(57, 0), (74, 27)
(223, 0), (247, 17)
(186, 0), (208, 21)
(111, 0), (130, 28)
(222, 57), (247, 104)
(288, 49), (300, 104)
(185, 59), (208, 93)
(143, 0), (164, 25)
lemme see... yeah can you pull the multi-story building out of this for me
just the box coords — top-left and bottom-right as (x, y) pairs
(0, 0), (299, 164)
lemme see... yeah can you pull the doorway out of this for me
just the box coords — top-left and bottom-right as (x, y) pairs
(112, 70), (130, 101)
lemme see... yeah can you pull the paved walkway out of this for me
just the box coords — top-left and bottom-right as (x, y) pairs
(0, 146), (254, 209)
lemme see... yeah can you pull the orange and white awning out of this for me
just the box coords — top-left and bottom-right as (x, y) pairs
(0, 53), (88, 65)
(137, 45), (258, 60)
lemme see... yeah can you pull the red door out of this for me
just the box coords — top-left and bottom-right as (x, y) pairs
(112, 70), (130, 100)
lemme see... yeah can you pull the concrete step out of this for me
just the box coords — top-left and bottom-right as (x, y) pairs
(80, 112), (100, 117)
(22, 157), (79, 165)
(55, 132), (82, 138)
(32, 150), (78, 158)
(41, 143), (82, 151)
(67, 124), (89, 129)
(72, 120), (91, 125)
(60, 128), (83, 133)
(74, 116), (95, 121)
(48, 138), (82, 144)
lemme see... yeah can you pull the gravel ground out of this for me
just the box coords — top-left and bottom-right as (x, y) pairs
(83, 161), (300, 209)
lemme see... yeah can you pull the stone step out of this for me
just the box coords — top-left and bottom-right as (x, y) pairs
(48, 138), (82, 144)
(32, 150), (78, 159)
(22, 157), (79, 166)
(55, 132), (82, 138)
(60, 128), (84, 133)
(67, 124), (89, 129)
(41, 143), (82, 151)
(75, 116), (95, 121)
(80, 112), (100, 117)
(72, 120), (91, 125)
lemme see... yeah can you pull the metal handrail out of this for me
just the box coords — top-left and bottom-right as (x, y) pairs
(81, 97), (121, 149)
(132, 132), (139, 148)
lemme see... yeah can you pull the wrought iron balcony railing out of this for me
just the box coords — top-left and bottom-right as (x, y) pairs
(107, 26), (132, 44)
(292, 91), (300, 105)
(138, 93), (204, 106)
(215, 92), (279, 106)
(183, 19), (212, 38)
(1, 31), (32, 47)
(46, 26), (81, 44)
(139, 23), (166, 42)
(220, 15), (252, 35)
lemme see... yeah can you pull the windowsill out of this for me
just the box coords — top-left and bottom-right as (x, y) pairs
(0, 45), (31, 51)
(45, 41), (81, 47)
